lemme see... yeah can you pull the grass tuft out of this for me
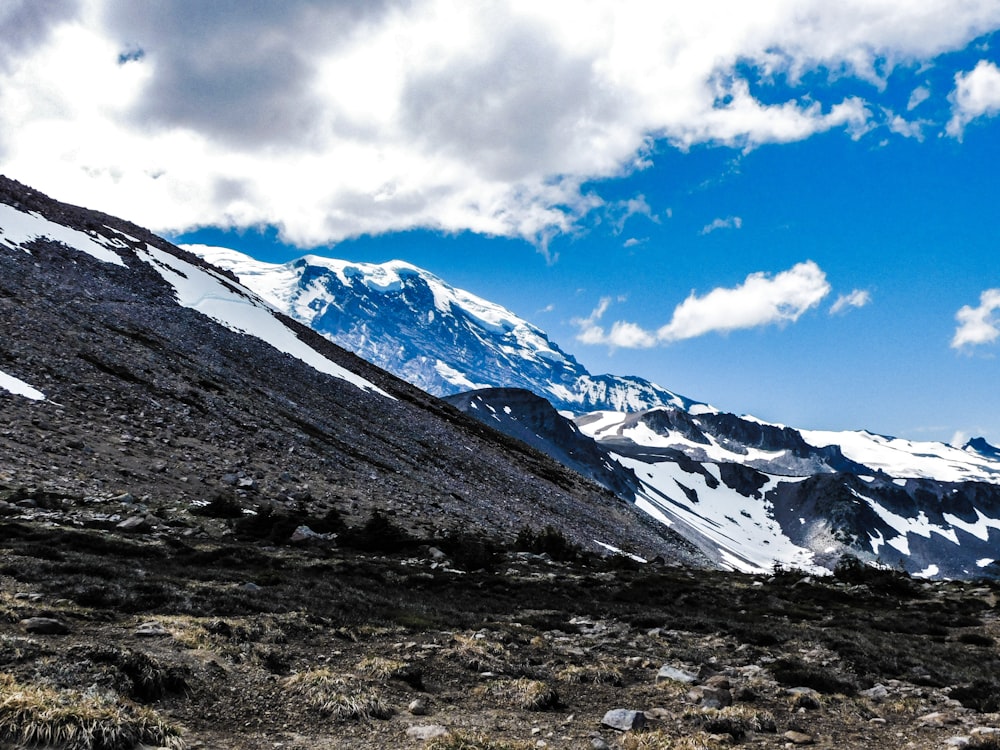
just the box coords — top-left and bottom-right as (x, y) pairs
(482, 678), (559, 711)
(282, 669), (392, 721)
(425, 731), (535, 750)
(0, 672), (184, 750)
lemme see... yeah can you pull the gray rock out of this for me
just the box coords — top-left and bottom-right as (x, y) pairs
(134, 621), (170, 637)
(600, 709), (646, 731)
(408, 698), (430, 716)
(116, 515), (150, 532)
(590, 739), (611, 750)
(692, 686), (732, 709)
(20, 617), (70, 635)
(656, 665), (698, 684)
(783, 730), (814, 745)
(290, 525), (319, 543)
(861, 683), (889, 702)
(406, 725), (448, 740)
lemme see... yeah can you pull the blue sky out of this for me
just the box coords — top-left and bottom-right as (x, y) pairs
(3, 2), (1000, 444)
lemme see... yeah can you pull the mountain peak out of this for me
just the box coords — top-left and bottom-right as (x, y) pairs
(187, 244), (702, 414)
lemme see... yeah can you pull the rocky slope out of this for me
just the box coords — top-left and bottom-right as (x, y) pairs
(0, 175), (700, 565)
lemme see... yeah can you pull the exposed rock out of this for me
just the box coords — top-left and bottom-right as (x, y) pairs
(134, 621), (171, 637)
(861, 683), (889, 702)
(657, 665), (698, 684)
(117, 515), (150, 532)
(600, 709), (646, 731)
(405, 724), (448, 740)
(783, 730), (815, 745)
(407, 698), (430, 716)
(918, 712), (960, 727)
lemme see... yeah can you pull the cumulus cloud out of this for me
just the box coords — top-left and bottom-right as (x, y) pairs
(700, 216), (742, 235)
(0, 0), (81, 71)
(1, 1), (1000, 247)
(575, 261), (831, 347)
(952, 288), (1000, 349)
(946, 60), (1000, 139)
(830, 289), (872, 314)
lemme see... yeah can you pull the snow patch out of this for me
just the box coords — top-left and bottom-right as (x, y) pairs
(0, 369), (46, 400)
(139, 245), (391, 398)
(0, 204), (127, 267)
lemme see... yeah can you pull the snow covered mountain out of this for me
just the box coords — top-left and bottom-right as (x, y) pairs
(188, 245), (698, 414)
(191, 242), (1000, 578)
(450, 390), (1000, 578)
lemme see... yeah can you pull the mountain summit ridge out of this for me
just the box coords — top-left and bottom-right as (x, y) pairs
(190, 244), (701, 414)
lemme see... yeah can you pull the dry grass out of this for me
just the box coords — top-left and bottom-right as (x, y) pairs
(481, 678), (559, 711)
(449, 633), (519, 674)
(682, 704), (777, 739)
(555, 662), (623, 686)
(356, 655), (423, 688)
(620, 729), (729, 750)
(282, 669), (392, 721)
(0, 672), (184, 750)
(425, 731), (535, 750)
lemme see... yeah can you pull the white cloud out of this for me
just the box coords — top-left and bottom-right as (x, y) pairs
(623, 237), (646, 248)
(907, 84), (931, 110)
(830, 289), (872, 314)
(886, 111), (926, 140)
(574, 260), (831, 347)
(952, 288), (1000, 349)
(700, 216), (743, 235)
(0, 2), (999, 247)
(946, 60), (1000, 139)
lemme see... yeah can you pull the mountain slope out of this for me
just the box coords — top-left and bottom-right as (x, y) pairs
(190, 245), (699, 414)
(448, 390), (1000, 578)
(0, 175), (704, 564)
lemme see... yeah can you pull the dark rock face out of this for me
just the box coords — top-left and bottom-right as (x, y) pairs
(0, 175), (704, 565)
(443, 388), (641, 499)
(767, 473), (1000, 577)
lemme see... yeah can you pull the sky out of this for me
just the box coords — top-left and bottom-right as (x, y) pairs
(2, 1), (1000, 445)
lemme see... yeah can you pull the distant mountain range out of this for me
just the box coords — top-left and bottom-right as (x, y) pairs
(193, 242), (1000, 579)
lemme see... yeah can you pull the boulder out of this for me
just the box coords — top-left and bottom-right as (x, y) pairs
(600, 709), (646, 731)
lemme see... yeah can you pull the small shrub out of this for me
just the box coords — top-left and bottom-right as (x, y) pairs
(436, 528), (499, 571)
(338, 511), (418, 553)
(514, 526), (581, 562)
(950, 680), (1000, 713)
(620, 730), (729, 750)
(957, 632), (994, 647)
(68, 645), (188, 702)
(690, 705), (777, 739)
(769, 657), (857, 695)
